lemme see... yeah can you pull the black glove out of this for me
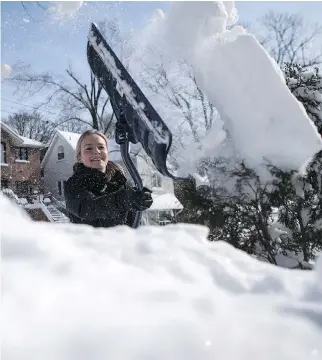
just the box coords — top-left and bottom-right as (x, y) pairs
(127, 187), (153, 211)
(115, 121), (128, 144)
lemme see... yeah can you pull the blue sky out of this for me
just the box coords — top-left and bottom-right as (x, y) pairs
(1, 1), (322, 120)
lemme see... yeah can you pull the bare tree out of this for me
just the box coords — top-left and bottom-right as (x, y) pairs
(8, 17), (134, 136)
(19, 1), (56, 24)
(10, 65), (115, 133)
(140, 60), (217, 143)
(258, 12), (322, 68)
(3, 111), (55, 144)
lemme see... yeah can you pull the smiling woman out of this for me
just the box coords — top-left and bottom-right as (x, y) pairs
(75, 131), (109, 173)
(64, 129), (153, 228)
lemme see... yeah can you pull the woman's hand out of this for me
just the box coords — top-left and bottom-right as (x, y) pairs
(127, 187), (153, 211)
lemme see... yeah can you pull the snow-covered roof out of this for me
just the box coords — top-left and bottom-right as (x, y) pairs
(150, 193), (183, 211)
(1, 122), (44, 148)
(19, 135), (44, 147)
(57, 130), (81, 150)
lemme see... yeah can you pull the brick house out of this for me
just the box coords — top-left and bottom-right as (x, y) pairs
(1, 122), (45, 196)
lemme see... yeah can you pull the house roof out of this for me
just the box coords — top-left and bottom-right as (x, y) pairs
(41, 129), (79, 168)
(41, 129), (142, 167)
(1, 122), (44, 148)
(19, 135), (45, 147)
(58, 130), (81, 150)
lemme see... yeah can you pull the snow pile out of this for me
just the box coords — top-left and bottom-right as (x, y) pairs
(50, 1), (83, 17)
(1, 63), (12, 80)
(1, 188), (20, 204)
(2, 194), (322, 360)
(129, 2), (322, 180)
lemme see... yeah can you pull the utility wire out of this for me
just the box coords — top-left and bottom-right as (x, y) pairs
(1, 98), (61, 117)
(1, 105), (92, 129)
(1, 97), (61, 111)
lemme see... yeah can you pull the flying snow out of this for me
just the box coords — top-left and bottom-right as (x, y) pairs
(128, 2), (322, 180)
(2, 195), (322, 360)
(51, 1), (83, 17)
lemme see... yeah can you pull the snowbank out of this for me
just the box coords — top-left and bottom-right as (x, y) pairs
(2, 194), (322, 360)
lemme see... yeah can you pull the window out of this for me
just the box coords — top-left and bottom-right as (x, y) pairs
(57, 146), (65, 160)
(58, 181), (62, 196)
(151, 173), (162, 188)
(58, 180), (67, 196)
(158, 210), (172, 226)
(159, 219), (171, 226)
(151, 210), (173, 226)
(1, 179), (9, 189)
(1, 142), (7, 163)
(15, 147), (28, 161)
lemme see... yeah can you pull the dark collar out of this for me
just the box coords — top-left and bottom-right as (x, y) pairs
(73, 162), (106, 178)
(73, 162), (127, 193)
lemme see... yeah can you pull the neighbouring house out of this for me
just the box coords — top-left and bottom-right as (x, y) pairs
(40, 130), (81, 200)
(1, 121), (45, 197)
(41, 129), (182, 225)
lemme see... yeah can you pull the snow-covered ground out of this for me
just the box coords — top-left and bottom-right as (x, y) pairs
(2, 194), (322, 360)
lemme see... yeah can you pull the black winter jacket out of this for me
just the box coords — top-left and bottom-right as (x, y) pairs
(64, 162), (136, 228)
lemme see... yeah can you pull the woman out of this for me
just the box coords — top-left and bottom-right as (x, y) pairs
(64, 130), (153, 228)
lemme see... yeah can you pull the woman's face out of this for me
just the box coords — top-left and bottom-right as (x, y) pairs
(80, 134), (108, 172)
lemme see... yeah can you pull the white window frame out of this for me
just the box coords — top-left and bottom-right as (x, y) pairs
(15, 147), (28, 161)
(1, 142), (7, 164)
(156, 210), (172, 226)
(57, 146), (65, 160)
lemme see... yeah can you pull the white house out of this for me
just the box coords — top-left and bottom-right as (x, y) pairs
(41, 130), (80, 200)
(41, 129), (182, 225)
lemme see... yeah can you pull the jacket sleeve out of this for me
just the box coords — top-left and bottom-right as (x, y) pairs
(123, 180), (139, 227)
(64, 182), (130, 222)
(125, 209), (137, 227)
